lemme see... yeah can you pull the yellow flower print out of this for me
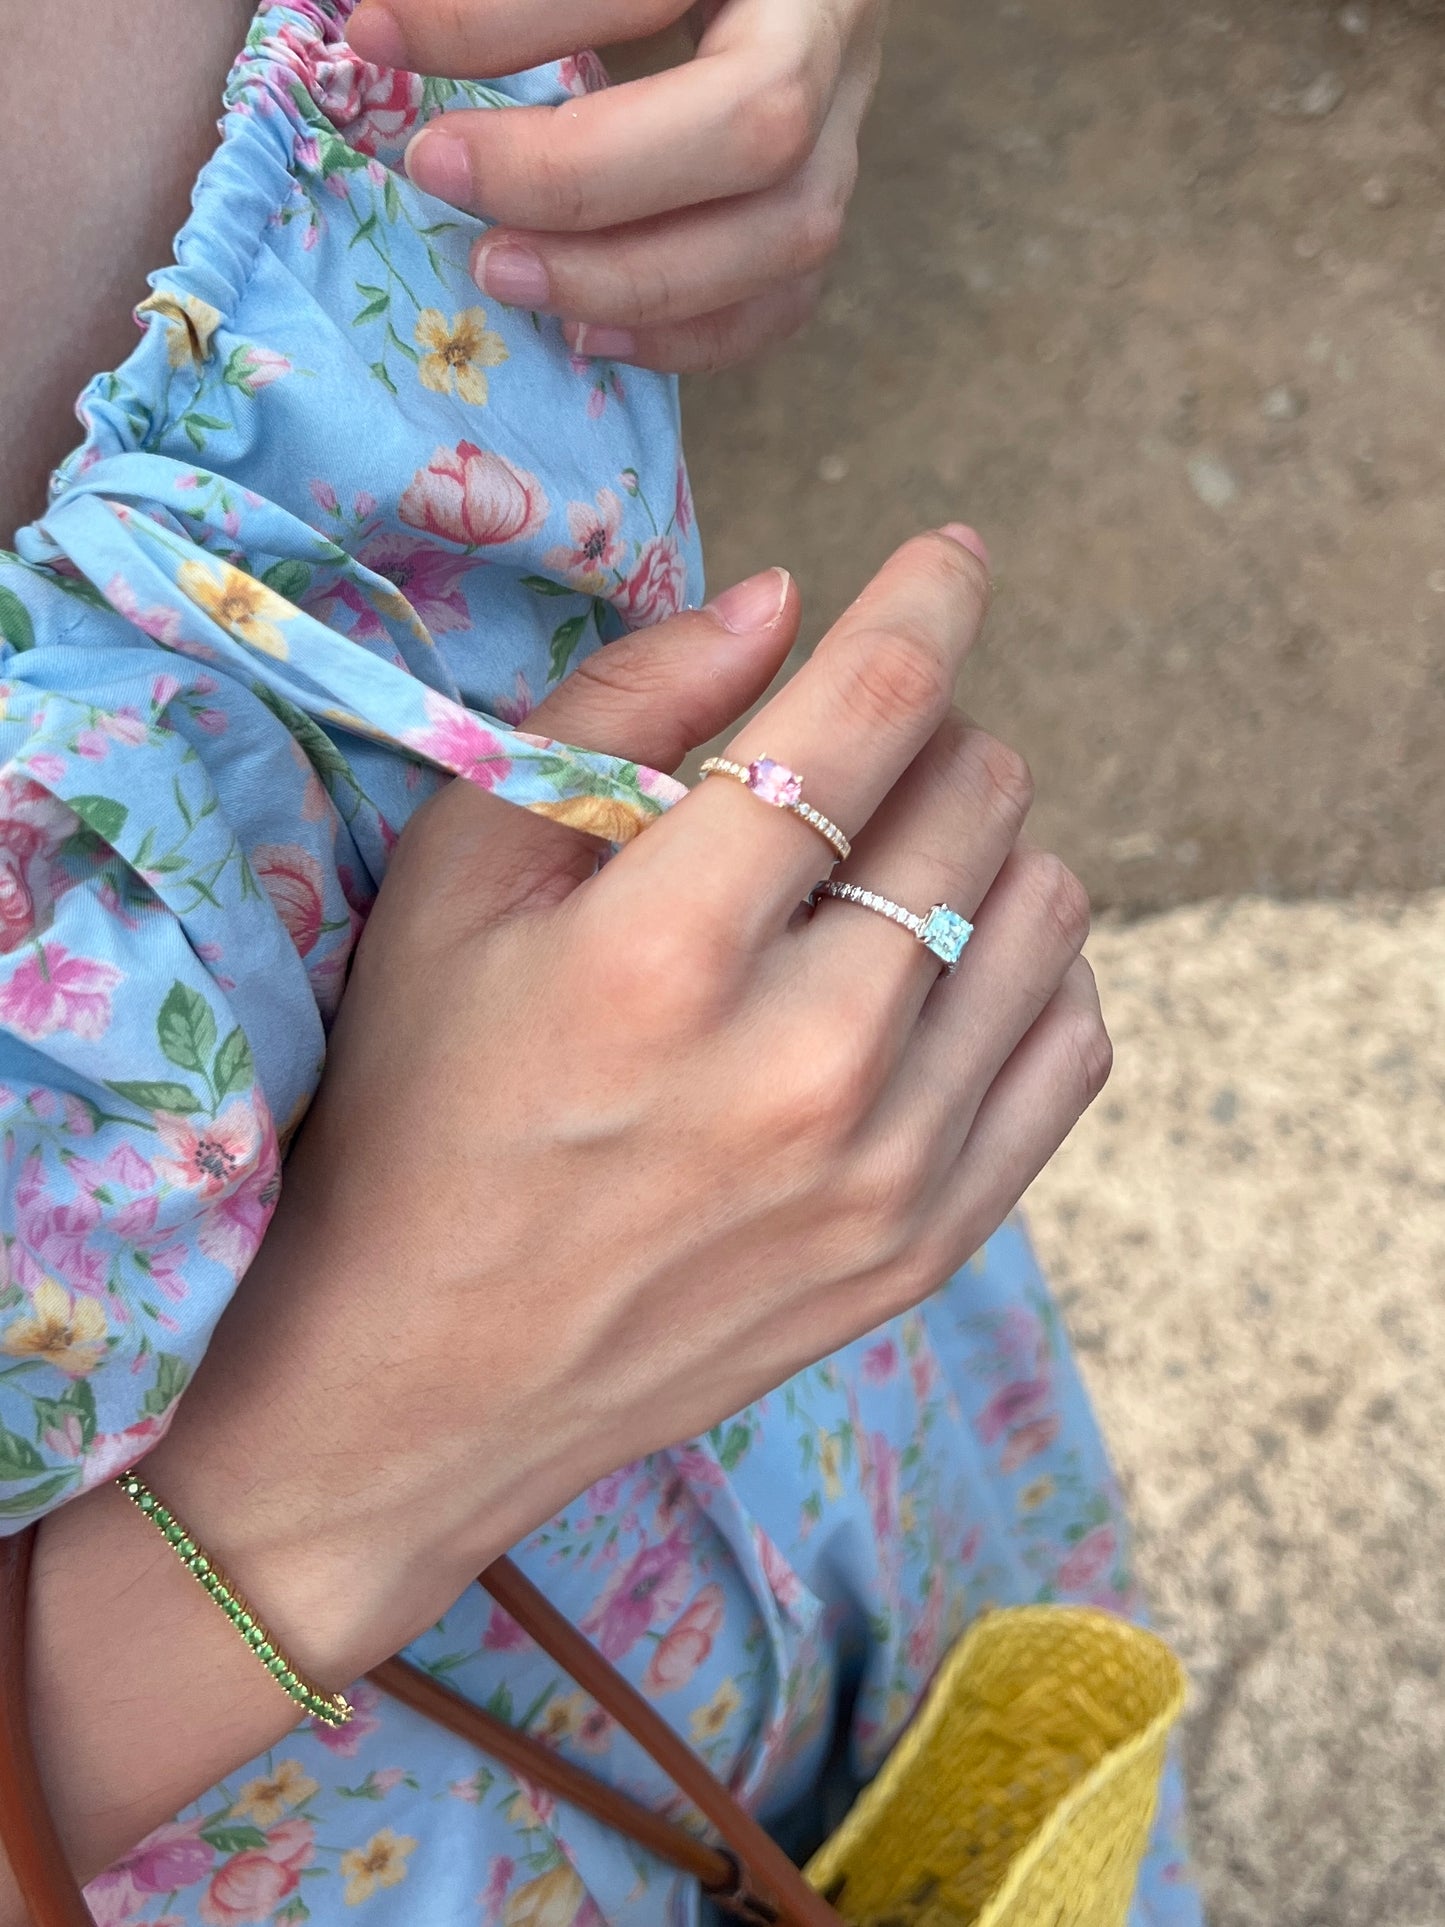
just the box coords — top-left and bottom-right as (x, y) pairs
(177, 560), (293, 661)
(415, 306), (508, 405)
(531, 1692), (582, 1746)
(138, 292), (223, 369)
(532, 796), (652, 844)
(689, 1677), (742, 1745)
(1, 1280), (107, 1378)
(233, 1758), (319, 1827)
(504, 1866), (591, 1927)
(818, 1431), (844, 1503)
(339, 1828), (417, 1906)
(1020, 1476), (1055, 1512)
(898, 1494), (917, 1535)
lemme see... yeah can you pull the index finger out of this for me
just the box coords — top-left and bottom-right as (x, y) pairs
(398, 28), (839, 231)
(629, 526), (994, 937)
(348, 0), (695, 79)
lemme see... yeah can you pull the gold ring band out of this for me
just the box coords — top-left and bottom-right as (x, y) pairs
(697, 755), (850, 863)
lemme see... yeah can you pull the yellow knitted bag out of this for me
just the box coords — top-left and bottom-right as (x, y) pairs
(804, 1605), (1188, 1927)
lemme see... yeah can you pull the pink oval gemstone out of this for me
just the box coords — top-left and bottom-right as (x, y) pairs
(747, 757), (803, 808)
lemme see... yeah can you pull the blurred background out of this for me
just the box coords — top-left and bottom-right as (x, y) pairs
(684, 0), (1445, 1921)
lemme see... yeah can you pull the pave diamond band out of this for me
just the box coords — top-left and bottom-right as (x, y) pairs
(812, 879), (974, 971)
(697, 755), (851, 862)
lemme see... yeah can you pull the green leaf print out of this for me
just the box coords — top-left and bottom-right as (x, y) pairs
(716, 1422), (751, 1471)
(33, 1380), (97, 1451)
(142, 1352), (190, 1419)
(157, 981), (218, 1075)
(0, 1474), (74, 1516)
(213, 1026), (256, 1102)
(547, 611), (590, 682)
(353, 290), (390, 326)
(67, 795), (129, 846)
(0, 1426), (47, 1480)
(0, 584), (36, 654)
(200, 1823), (269, 1854)
(261, 558), (312, 603)
(106, 1078), (202, 1115)
(520, 575), (577, 598)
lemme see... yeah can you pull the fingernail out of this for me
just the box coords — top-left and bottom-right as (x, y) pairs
(405, 129), (472, 205)
(938, 523), (991, 569)
(707, 567), (791, 634)
(571, 322), (637, 362)
(474, 238), (551, 309)
(347, 3), (409, 68)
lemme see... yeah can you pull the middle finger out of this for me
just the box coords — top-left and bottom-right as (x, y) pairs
(803, 711), (1035, 1038)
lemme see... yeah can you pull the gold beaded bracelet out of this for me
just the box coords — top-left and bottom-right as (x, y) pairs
(115, 1471), (352, 1729)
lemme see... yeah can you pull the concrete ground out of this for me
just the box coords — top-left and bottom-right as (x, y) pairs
(683, 0), (1445, 1919)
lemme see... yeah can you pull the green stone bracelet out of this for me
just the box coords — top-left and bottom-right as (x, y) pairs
(115, 1471), (352, 1729)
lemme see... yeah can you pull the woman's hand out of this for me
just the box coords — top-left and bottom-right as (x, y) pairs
(147, 528), (1107, 1701)
(345, 0), (886, 371)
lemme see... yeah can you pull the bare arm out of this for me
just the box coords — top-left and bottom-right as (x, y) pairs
(0, 0), (256, 540)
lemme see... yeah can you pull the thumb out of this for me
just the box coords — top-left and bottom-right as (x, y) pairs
(524, 567), (799, 774)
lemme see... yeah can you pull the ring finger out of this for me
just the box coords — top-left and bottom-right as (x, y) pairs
(876, 841), (1094, 1155)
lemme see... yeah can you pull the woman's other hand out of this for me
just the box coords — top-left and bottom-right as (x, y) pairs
(344, 0), (886, 371)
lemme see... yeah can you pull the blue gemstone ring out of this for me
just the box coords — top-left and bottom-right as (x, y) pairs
(811, 880), (974, 972)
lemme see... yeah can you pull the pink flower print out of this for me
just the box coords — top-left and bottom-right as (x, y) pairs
(616, 536), (687, 630)
(12, 1194), (107, 1298)
(251, 844), (327, 956)
(43, 1411), (85, 1459)
(574, 1703), (615, 1753)
(309, 478), (340, 516)
(862, 1338), (899, 1383)
(104, 574), (184, 648)
(907, 1569), (946, 1675)
(664, 1444), (727, 1491)
(327, 53), (425, 157)
(674, 464), (694, 537)
(480, 1855), (516, 1924)
(68, 1141), (155, 1198)
(78, 1413), (173, 1492)
(1057, 1525), (1118, 1595)
(644, 1583), (726, 1694)
(85, 1818), (215, 1925)
(490, 671), (536, 726)
(75, 709), (149, 759)
(0, 777), (87, 951)
(198, 1817), (313, 1926)
(355, 532), (481, 635)
(0, 944), (122, 1042)
(225, 345), (292, 395)
(975, 1376), (1051, 1446)
(400, 441), (550, 549)
(959, 1525), (982, 1564)
(1001, 1413), (1061, 1471)
(865, 1431), (900, 1546)
(310, 1679), (381, 1755)
(154, 1101), (261, 1198)
(543, 488), (625, 590)
(402, 691), (514, 789)
(753, 1525), (806, 1615)
(558, 50), (610, 95)
(150, 674), (183, 710)
(197, 1140), (281, 1274)
(196, 707), (228, 734)
(580, 1531), (693, 1661)
(482, 1603), (529, 1652)
(293, 131), (322, 173)
(909, 1348), (938, 1405)
(370, 1767), (407, 1794)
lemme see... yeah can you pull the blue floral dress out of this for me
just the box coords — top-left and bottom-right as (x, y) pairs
(0, 5), (1201, 1922)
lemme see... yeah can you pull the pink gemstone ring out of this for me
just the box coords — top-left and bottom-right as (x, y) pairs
(697, 755), (851, 863)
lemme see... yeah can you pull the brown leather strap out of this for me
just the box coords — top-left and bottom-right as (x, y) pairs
(472, 1559), (844, 1927)
(371, 1657), (736, 1891)
(0, 1527), (93, 1927)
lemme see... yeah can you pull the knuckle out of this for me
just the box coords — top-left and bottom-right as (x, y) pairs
(740, 74), (821, 185)
(907, 531), (993, 627)
(837, 627), (953, 736)
(524, 140), (591, 229)
(793, 181), (848, 270)
(1061, 1004), (1114, 1107)
(1025, 851), (1092, 952)
(767, 1027), (877, 1143)
(966, 732), (1034, 832)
